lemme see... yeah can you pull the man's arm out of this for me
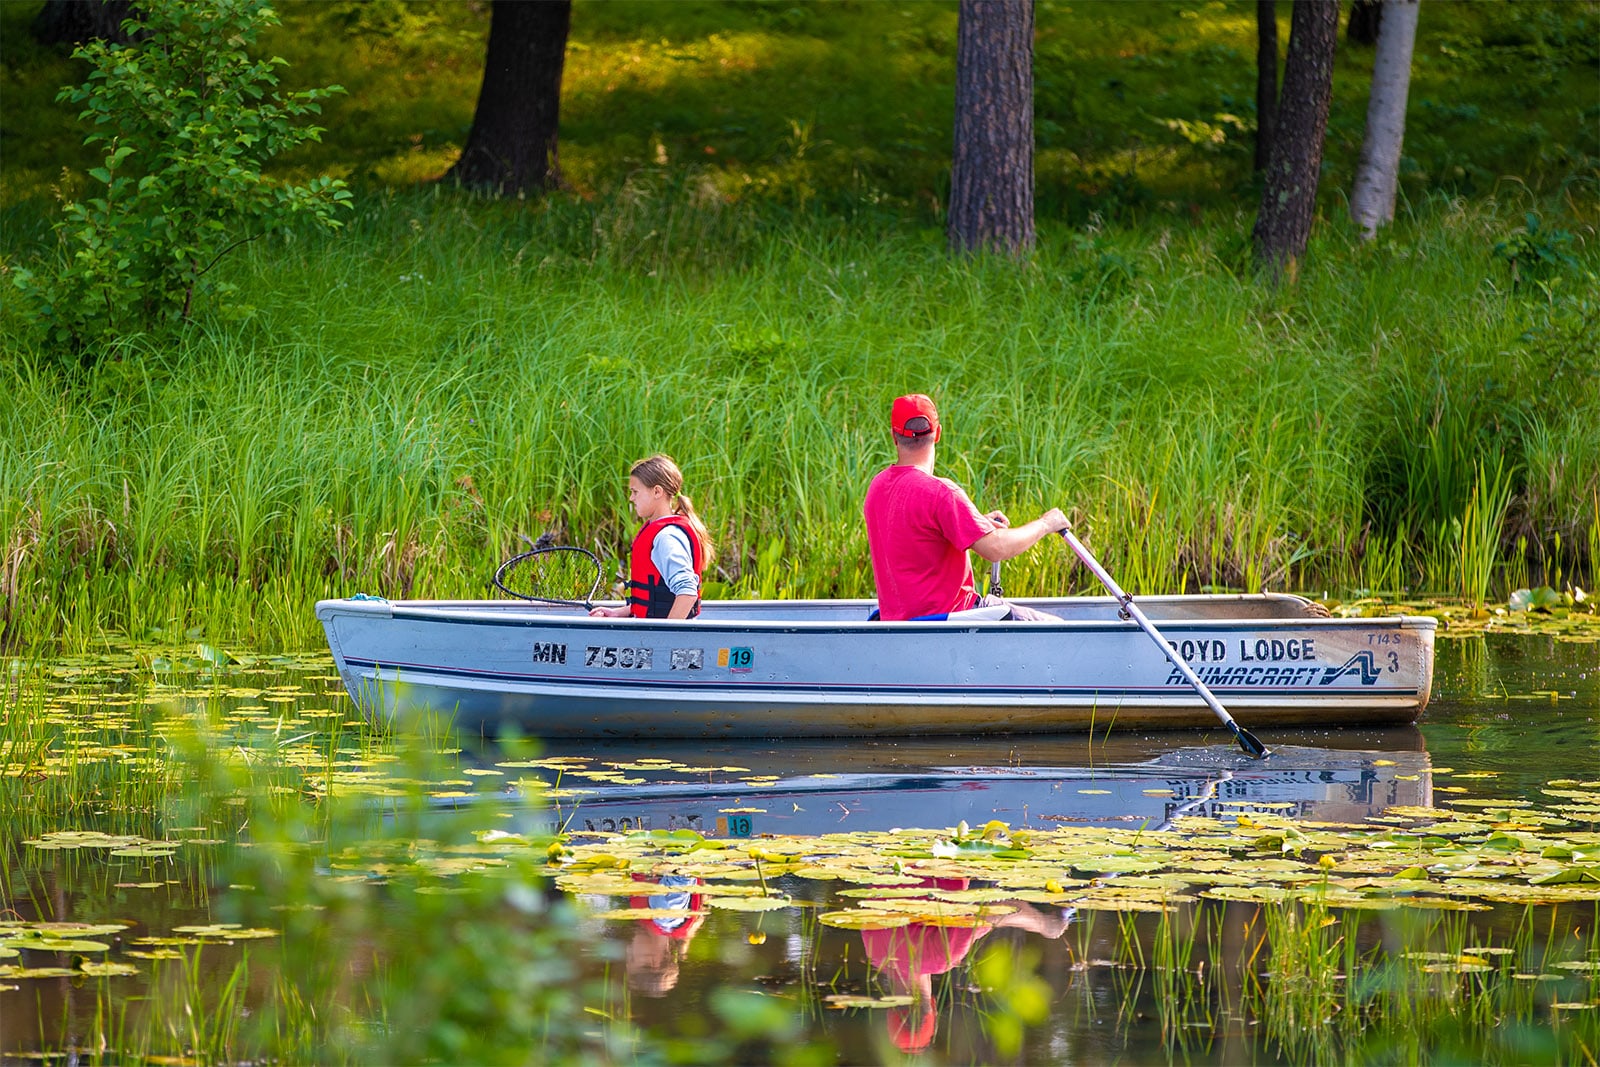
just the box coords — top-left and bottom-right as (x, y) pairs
(970, 508), (1070, 562)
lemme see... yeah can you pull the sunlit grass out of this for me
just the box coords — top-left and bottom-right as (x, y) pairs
(0, 188), (1593, 646)
(1, 0), (1596, 650)
(2, 186), (1596, 650)
(4, 0), (1593, 215)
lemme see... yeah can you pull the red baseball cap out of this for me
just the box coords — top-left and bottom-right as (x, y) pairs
(891, 394), (941, 441)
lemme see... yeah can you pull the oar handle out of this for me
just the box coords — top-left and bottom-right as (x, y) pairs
(1060, 529), (1268, 759)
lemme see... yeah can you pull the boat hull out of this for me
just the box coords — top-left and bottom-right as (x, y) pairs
(317, 595), (1436, 738)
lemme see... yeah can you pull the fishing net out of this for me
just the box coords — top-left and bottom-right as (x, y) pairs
(492, 540), (605, 608)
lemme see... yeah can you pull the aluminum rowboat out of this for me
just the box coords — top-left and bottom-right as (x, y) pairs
(316, 593), (1436, 739)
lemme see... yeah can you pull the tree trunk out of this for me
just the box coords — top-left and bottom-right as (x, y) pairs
(31, 0), (132, 45)
(1347, 0), (1384, 45)
(1350, 0), (1420, 238)
(1251, 0), (1339, 282)
(446, 0), (572, 197)
(948, 0), (1035, 257)
(1254, 0), (1278, 174)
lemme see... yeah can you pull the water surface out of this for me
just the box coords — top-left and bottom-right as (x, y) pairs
(2, 632), (1597, 1063)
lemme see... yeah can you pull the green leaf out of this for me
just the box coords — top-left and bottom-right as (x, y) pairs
(195, 643), (233, 666)
(1479, 831), (1526, 852)
(1529, 867), (1600, 886)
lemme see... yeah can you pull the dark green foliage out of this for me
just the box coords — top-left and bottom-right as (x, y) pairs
(0, 1), (1596, 644)
(4, 1), (1593, 225)
(11, 0), (351, 359)
(1356, 220), (1595, 582)
(1494, 213), (1581, 287)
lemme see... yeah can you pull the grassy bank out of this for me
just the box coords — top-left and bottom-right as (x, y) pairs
(3, 189), (1596, 651)
(1, 0), (1596, 651)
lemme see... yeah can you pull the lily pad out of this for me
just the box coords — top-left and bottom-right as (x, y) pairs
(818, 910), (914, 931)
(17, 940), (111, 953)
(703, 896), (792, 912)
(1530, 866), (1600, 886)
(824, 995), (916, 1009)
(78, 961), (139, 977)
(589, 907), (705, 922)
(1203, 885), (1300, 903)
(169, 925), (278, 940)
(1553, 960), (1600, 974)
(0, 923), (127, 938)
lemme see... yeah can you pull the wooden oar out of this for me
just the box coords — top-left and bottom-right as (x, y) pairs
(1060, 530), (1270, 759)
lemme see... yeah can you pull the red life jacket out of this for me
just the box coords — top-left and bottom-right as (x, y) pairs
(628, 515), (705, 619)
(628, 893), (706, 939)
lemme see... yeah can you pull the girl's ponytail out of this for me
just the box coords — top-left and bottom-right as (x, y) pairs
(629, 453), (715, 566)
(673, 492), (715, 567)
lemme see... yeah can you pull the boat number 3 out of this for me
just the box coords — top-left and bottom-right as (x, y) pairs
(586, 645), (653, 669)
(718, 647), (754, 671)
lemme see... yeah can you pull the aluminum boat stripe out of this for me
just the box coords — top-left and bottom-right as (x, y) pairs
(370, 612), (1431, 635)
(340, 657), (1418, 697)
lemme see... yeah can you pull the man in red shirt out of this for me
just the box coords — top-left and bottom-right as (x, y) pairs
(860, 876), (1070, 1053)
(863, 394), (1070, 621)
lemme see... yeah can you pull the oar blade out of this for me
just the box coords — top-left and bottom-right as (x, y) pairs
(1231, 723), (1270, 759)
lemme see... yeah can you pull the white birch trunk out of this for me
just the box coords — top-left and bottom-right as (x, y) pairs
(1350, 0), (1420, 239)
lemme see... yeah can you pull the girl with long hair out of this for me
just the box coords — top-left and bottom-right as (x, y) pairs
(590, 454), (714, 619)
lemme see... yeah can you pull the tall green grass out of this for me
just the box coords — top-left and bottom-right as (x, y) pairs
(2, 188), (1597, 649)
(1457, 459), (1517, 611)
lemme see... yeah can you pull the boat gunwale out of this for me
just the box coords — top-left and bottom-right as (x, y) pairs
(316, 596), (1439, 634)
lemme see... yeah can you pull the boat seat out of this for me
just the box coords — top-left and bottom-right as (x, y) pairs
(865, 604), (1014, 622)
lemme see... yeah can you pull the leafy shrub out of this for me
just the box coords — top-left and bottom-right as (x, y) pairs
(12, 0), (351, 360)
(1493, 213), (1580, 287)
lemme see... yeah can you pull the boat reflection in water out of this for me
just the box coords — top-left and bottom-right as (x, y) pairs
(466, 725), (1432, 839)
(447, 728), (1432, 1058)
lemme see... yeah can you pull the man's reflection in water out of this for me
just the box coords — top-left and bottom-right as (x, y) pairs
(861, 877), (1068, 1053)
(626, 872), (706, 997)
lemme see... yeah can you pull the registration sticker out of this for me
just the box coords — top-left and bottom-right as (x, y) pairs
(717, 647), (754, 672)
(717, 815), (755, 837)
